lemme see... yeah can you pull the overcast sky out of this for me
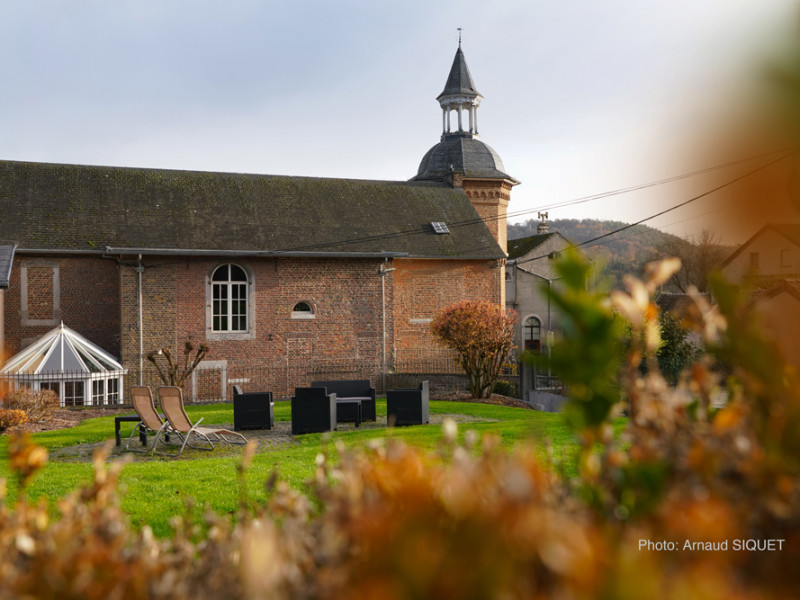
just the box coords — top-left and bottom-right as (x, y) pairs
(2, 1), (797, 242)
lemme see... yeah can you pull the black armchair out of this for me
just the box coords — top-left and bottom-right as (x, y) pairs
(291, 387), (338, 435)
(386, 380), (430, 426)
(233, 386), (275, 430)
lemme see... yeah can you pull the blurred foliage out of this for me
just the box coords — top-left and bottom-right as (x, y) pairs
(0, 409), (27, 432)
(0, 252), (799, 598)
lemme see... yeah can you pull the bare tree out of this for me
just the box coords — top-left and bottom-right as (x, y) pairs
(147, 340), (209, 388)
(659, 229), (729, 293)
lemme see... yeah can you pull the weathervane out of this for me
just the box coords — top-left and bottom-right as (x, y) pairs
(457, 27), (462, 47)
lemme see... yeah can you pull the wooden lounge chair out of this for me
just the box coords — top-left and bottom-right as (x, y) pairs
(126, 386), (171, 452)
(157, 386), (247, 457)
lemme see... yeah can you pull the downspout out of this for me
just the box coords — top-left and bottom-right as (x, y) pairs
(137, 255), (144, 385)
(379, 261), (396, 394)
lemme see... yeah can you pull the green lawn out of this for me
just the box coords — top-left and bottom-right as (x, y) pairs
(1, 400), (578, 536)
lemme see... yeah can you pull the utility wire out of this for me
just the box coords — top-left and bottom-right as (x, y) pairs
(512, 147), (799, 267)
(505, 146), (797, 220)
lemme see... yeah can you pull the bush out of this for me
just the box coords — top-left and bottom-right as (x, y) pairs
(0, 408), (27, 431)
(2, 388), (59, 423)
(431, 300), (516, 399)
(492, 379), (517, 397)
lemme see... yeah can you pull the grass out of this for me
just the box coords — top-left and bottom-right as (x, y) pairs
(1, 400), (580, 536)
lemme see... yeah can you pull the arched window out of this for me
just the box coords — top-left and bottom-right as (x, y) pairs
(291, 301), (315, 319)
(524, 316), (541, 352)
(211, 264), (249, 332)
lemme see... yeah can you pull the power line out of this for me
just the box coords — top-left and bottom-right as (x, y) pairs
(512, 147), (799, 267)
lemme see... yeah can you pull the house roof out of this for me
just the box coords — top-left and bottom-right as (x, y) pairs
(722, 223), (800, 266)
(0, 159), (505, 260)
(507, 232), (560, 260)
(0, 244), (14, 288)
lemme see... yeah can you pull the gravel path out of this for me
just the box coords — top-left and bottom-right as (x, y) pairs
(48, 412), (496, 462)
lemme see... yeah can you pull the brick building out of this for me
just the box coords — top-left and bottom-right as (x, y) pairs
(0, 45), (518, 400)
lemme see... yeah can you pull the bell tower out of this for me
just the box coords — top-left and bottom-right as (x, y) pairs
(413, 41), (519, 254)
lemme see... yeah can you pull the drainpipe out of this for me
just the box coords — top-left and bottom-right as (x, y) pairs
(137, 255), (144, 385)
(379, 262), (396, 394)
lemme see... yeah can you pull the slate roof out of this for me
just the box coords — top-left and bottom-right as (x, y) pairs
(507, 233), (558, 260)
(437, 47), (481, 101)
(0, 244), (15, 288)
(0, 160), (504, 259)
(413, 135), (518, 182)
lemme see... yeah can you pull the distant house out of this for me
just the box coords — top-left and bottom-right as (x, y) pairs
(721, 223), (800, 368)
(505, 224), (588, 397)
(721, 223), (800, 283)
(0, 45), (518, 402)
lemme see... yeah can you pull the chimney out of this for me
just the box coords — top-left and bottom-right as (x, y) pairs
(537, 211), (549, 234)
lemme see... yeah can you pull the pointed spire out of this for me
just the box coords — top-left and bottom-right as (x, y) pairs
(436, 41), (483, 138)
(437, 46), (481, 101)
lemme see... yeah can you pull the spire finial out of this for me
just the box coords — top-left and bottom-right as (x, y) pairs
(457, 27), (462, 48)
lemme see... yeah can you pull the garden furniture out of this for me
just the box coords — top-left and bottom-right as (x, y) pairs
(291, 387), (337, 435)
(158, 386), (247, 457)
(386, 380), (430, 426)
(311, 379), (376, 421)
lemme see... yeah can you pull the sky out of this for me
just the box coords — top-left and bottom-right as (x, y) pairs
(2, 1), (798, 243)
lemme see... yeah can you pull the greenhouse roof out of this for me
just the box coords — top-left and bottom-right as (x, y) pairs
(0, 322), (126, 376)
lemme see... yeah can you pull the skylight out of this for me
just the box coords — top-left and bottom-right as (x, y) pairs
(430, 221), (450, 234)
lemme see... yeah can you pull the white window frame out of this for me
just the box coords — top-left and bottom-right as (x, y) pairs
(206, 263), (256, 341)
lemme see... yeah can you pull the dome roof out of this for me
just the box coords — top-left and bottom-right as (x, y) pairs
(413, 134), (518, 183)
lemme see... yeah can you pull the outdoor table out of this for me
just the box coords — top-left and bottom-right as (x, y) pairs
(114, 414), (169, 446)
(335, 399), (362, 427)
(115, 415), (146, 446)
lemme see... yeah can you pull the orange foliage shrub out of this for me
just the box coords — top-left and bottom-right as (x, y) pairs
(431, 300), (516, 399)
(0, 408), (27, 431)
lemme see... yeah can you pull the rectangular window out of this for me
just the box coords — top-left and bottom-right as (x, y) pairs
(64, 381), (84, 407)
(231, 282), (247, 330)
(92, 380), (105, 405)
(213, 285), (228, 331)
(749, 252), (759, 269)
(781, 249), (792, 268)
(107, 379), (120, 404)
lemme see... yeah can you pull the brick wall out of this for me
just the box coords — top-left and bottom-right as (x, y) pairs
(391, 257), (503, 363)
(121, 256), (392, 397)
(3, 255), (120, 357)
(4, 253), (504, 399)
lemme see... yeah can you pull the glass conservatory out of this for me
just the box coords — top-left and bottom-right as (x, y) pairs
(0, 322), (127, 407)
